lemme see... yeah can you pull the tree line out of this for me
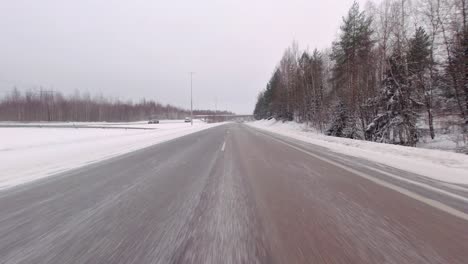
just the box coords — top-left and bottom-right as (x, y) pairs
(0, 88), (233, 122)
(254, 0), (468, 146)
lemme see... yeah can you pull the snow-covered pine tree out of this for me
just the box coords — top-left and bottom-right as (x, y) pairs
(330, 1), (374, 132)
(327, 101), (348, 137)
(326, 101), (360, 138)
(407, 27), (435, 139)
(366, 49), (420, 146)
(253, 91), (266, 120)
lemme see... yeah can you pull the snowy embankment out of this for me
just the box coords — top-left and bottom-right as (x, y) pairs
(248, 119), (468, 185)
(0, 120), (222, 189)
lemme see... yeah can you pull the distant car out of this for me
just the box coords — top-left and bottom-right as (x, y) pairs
(184, 117), (191, 123)
(148, 119), (159, 124)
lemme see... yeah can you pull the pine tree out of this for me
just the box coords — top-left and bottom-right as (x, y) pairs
(330, 1), (374, 132)
(366, 49), (420, 146)
(326, 101), (359, 138)
(326, 101), (348, 137)
(253, 92), (266, 120)
(407, 27), (435, 139)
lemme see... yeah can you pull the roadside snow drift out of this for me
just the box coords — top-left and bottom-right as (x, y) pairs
(248, 119), (468, 185)
(0, 120), (222, 189)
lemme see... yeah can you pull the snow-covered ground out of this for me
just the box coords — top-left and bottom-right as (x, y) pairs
(417, 115), (467, 152)
(248, 119), (468, 185)
(0, 120), (222, 189)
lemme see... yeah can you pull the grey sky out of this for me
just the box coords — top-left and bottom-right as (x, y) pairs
(1, 0), (371, 114)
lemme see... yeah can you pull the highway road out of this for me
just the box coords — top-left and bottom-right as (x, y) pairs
(1, 123), (467, 263)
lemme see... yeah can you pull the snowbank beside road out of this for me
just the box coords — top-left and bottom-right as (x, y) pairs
(248, 119), (468, 185)
(0, 121), (223, 189)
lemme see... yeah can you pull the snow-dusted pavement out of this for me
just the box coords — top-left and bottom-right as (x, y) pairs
(0, 120), (223, 189)
(0, 123), (467, 263)
(248, 119), (468, 185)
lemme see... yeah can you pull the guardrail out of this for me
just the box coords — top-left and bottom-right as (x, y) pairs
(0, 124), (156, 130)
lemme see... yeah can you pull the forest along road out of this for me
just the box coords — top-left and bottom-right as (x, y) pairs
(1, 123), (468, 264)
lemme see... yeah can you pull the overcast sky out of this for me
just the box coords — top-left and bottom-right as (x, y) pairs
(0, 0), (372, 114)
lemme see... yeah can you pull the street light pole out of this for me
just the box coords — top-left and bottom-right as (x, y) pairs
(215, 96), (217, 123)
(190, 72), (194, 126)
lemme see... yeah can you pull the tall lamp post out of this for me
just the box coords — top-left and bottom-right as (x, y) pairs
(189, 72), (195, 126)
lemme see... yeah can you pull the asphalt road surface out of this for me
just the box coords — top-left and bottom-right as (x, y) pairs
(1, 123), (467, 264)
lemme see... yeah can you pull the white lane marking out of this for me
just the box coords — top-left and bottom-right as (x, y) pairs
(221, 141), (226, 152)
(252, 127), (468, 202)
(264, 133), (468, 222)
(327, 153), (468, 203)
(263, 131), (468, 204)
(440, 182), (468, 193)
(357, 162), (468, 203)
